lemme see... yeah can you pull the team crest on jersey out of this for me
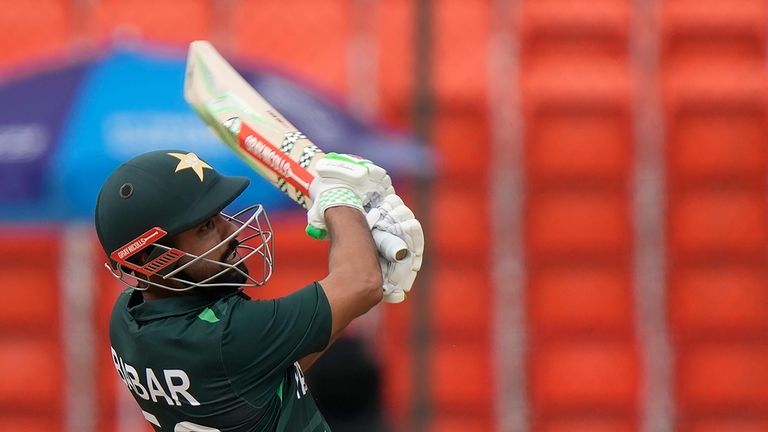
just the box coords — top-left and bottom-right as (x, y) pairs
(168, 152), (212, 181)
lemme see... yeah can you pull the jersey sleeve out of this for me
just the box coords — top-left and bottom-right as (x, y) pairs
(221, 282), (332, 400)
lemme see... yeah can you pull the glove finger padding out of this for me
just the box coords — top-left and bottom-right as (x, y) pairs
(369, 194), (424, 302)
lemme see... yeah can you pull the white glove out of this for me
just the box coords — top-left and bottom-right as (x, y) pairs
(306, 153), (393, 239)
(366, 194), (424, 303)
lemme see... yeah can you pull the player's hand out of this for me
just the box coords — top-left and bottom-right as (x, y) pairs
(366, 194), (424, 303)
(306, 153), (393, 239)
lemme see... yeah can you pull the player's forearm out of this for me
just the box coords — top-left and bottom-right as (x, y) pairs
(319, 207), (383, 337)
(326, 206), (382, 302)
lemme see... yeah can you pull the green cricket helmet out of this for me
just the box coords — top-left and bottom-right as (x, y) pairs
(95, 150), (273, 291)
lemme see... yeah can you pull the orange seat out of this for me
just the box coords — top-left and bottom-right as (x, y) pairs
(661, 0), (767, 64)
(0, 417), (61, 432)
(530, 340), (638, 414)
(433, 108), (491, 179)
(233, 0), (351, 93)
(431, 264), (491, 337)
(430, 411), (493, 432)
(526, 190), (631, 260)
(431, 183), (489, 259)
(667, 107), (768, 184)
(373, 0), (415, 126)
(667, 189), (768, 258)
(680, 417), (768, 432)
(676, 344), (768, 413)
(0, 229), (60, 332)
(669, 265), (768, 338)
(0, 0), (72, 70)
(430, 339), (492, 410)
(0, 337), (62, 408)
(528, 264), (633, 336)
(535, 416), (636, 432)
(432, 0), (489, 104)
(526, 106), (631, 183)
(91, 0), (211, 44)
(520, 0), (631, 62)
(523, 58), (631, 108)
(0, 262), (58, 332)
(379, 310), (413, 431)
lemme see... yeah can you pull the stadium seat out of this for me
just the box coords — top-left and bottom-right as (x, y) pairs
(432, 0), (490, 104)
(379, 309), (413, 430)
(535, 415), (636, 432)
(669, 265), (768, 339)
(676, 343), (768, 413)
(680, 417), (768, 432)
(528, 264), (634, 337)
(91, 0), (212, 44)
(520, 0), (631, 62)
(431, 183), (489, 259)
(661, 0), (767, 65)
(522, 54), (631, 187)
(431, 264), (491, 337)
(0, 417), (61, 432)
(0, 261), (58, 332)
(526, 105), (631, 184)
(433, 108), (491, 179)
(233, 0), (351, 93)
(0, 0), (72, 70)
(666, 107), (768, 184)
(373, 0), (414, 125)
(667, 189), (768, 258)
(526, 190), (631, 260)
(0, 337), (62, 409)
(430, 338), (492, 411)
(530, 339), (638, 415)
(523, 58), (630, 109)
(430, 411), (493, 432)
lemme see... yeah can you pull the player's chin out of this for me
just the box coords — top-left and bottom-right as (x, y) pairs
(212, 262), (250, 286)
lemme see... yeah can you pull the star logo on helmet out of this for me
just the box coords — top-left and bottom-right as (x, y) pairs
(168, 152), (212, 182)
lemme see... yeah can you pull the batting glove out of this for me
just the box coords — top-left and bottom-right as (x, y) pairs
(306, 153), (393, 239)
(366, 194), (424, 303)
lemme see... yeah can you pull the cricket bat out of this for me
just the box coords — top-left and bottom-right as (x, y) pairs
(183, 40), (407, 262)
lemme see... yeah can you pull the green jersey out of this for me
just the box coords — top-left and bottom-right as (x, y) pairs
(109, 283), (333, 432)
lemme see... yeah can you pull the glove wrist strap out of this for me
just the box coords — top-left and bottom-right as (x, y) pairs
(317, 187), (364, 214)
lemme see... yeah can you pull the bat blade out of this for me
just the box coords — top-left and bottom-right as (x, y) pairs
(183, 40), (409, 264)
(184, 40), (320, 207)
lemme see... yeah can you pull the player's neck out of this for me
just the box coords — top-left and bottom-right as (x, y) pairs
(142, 288), (185, 301)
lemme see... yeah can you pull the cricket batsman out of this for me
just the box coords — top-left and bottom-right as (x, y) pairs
(94, 149), (423, 431)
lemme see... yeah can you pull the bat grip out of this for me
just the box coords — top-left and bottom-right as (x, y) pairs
(372, 229), (409, 262)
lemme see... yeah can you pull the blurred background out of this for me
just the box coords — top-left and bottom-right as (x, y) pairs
(1, 1), (767, 431)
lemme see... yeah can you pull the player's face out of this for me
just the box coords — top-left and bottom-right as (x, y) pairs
(170, 214), (249, 288)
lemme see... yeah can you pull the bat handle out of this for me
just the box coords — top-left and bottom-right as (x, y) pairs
(372, 229), (409, 262)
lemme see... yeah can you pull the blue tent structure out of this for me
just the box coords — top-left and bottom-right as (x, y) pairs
(0, 43), (431, 221)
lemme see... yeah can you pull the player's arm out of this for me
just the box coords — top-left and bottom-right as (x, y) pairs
(299, 206), (382, 371)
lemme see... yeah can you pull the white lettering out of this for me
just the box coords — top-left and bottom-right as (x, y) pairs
(147, 368), (174, 405)
(111, 348), (199, 407)
(125, 364), (149, 400)
(111, 347), (128, 386)
(164, 369), (200, 406)
(244, 134), (294, 177)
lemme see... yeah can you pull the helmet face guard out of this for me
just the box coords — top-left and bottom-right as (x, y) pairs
(106, 205), (274, 292)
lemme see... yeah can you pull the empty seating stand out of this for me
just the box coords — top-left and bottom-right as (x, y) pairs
(520, 0), (639, 429)
(0, 229), (63, 431)
(661, 1), (768, 430)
